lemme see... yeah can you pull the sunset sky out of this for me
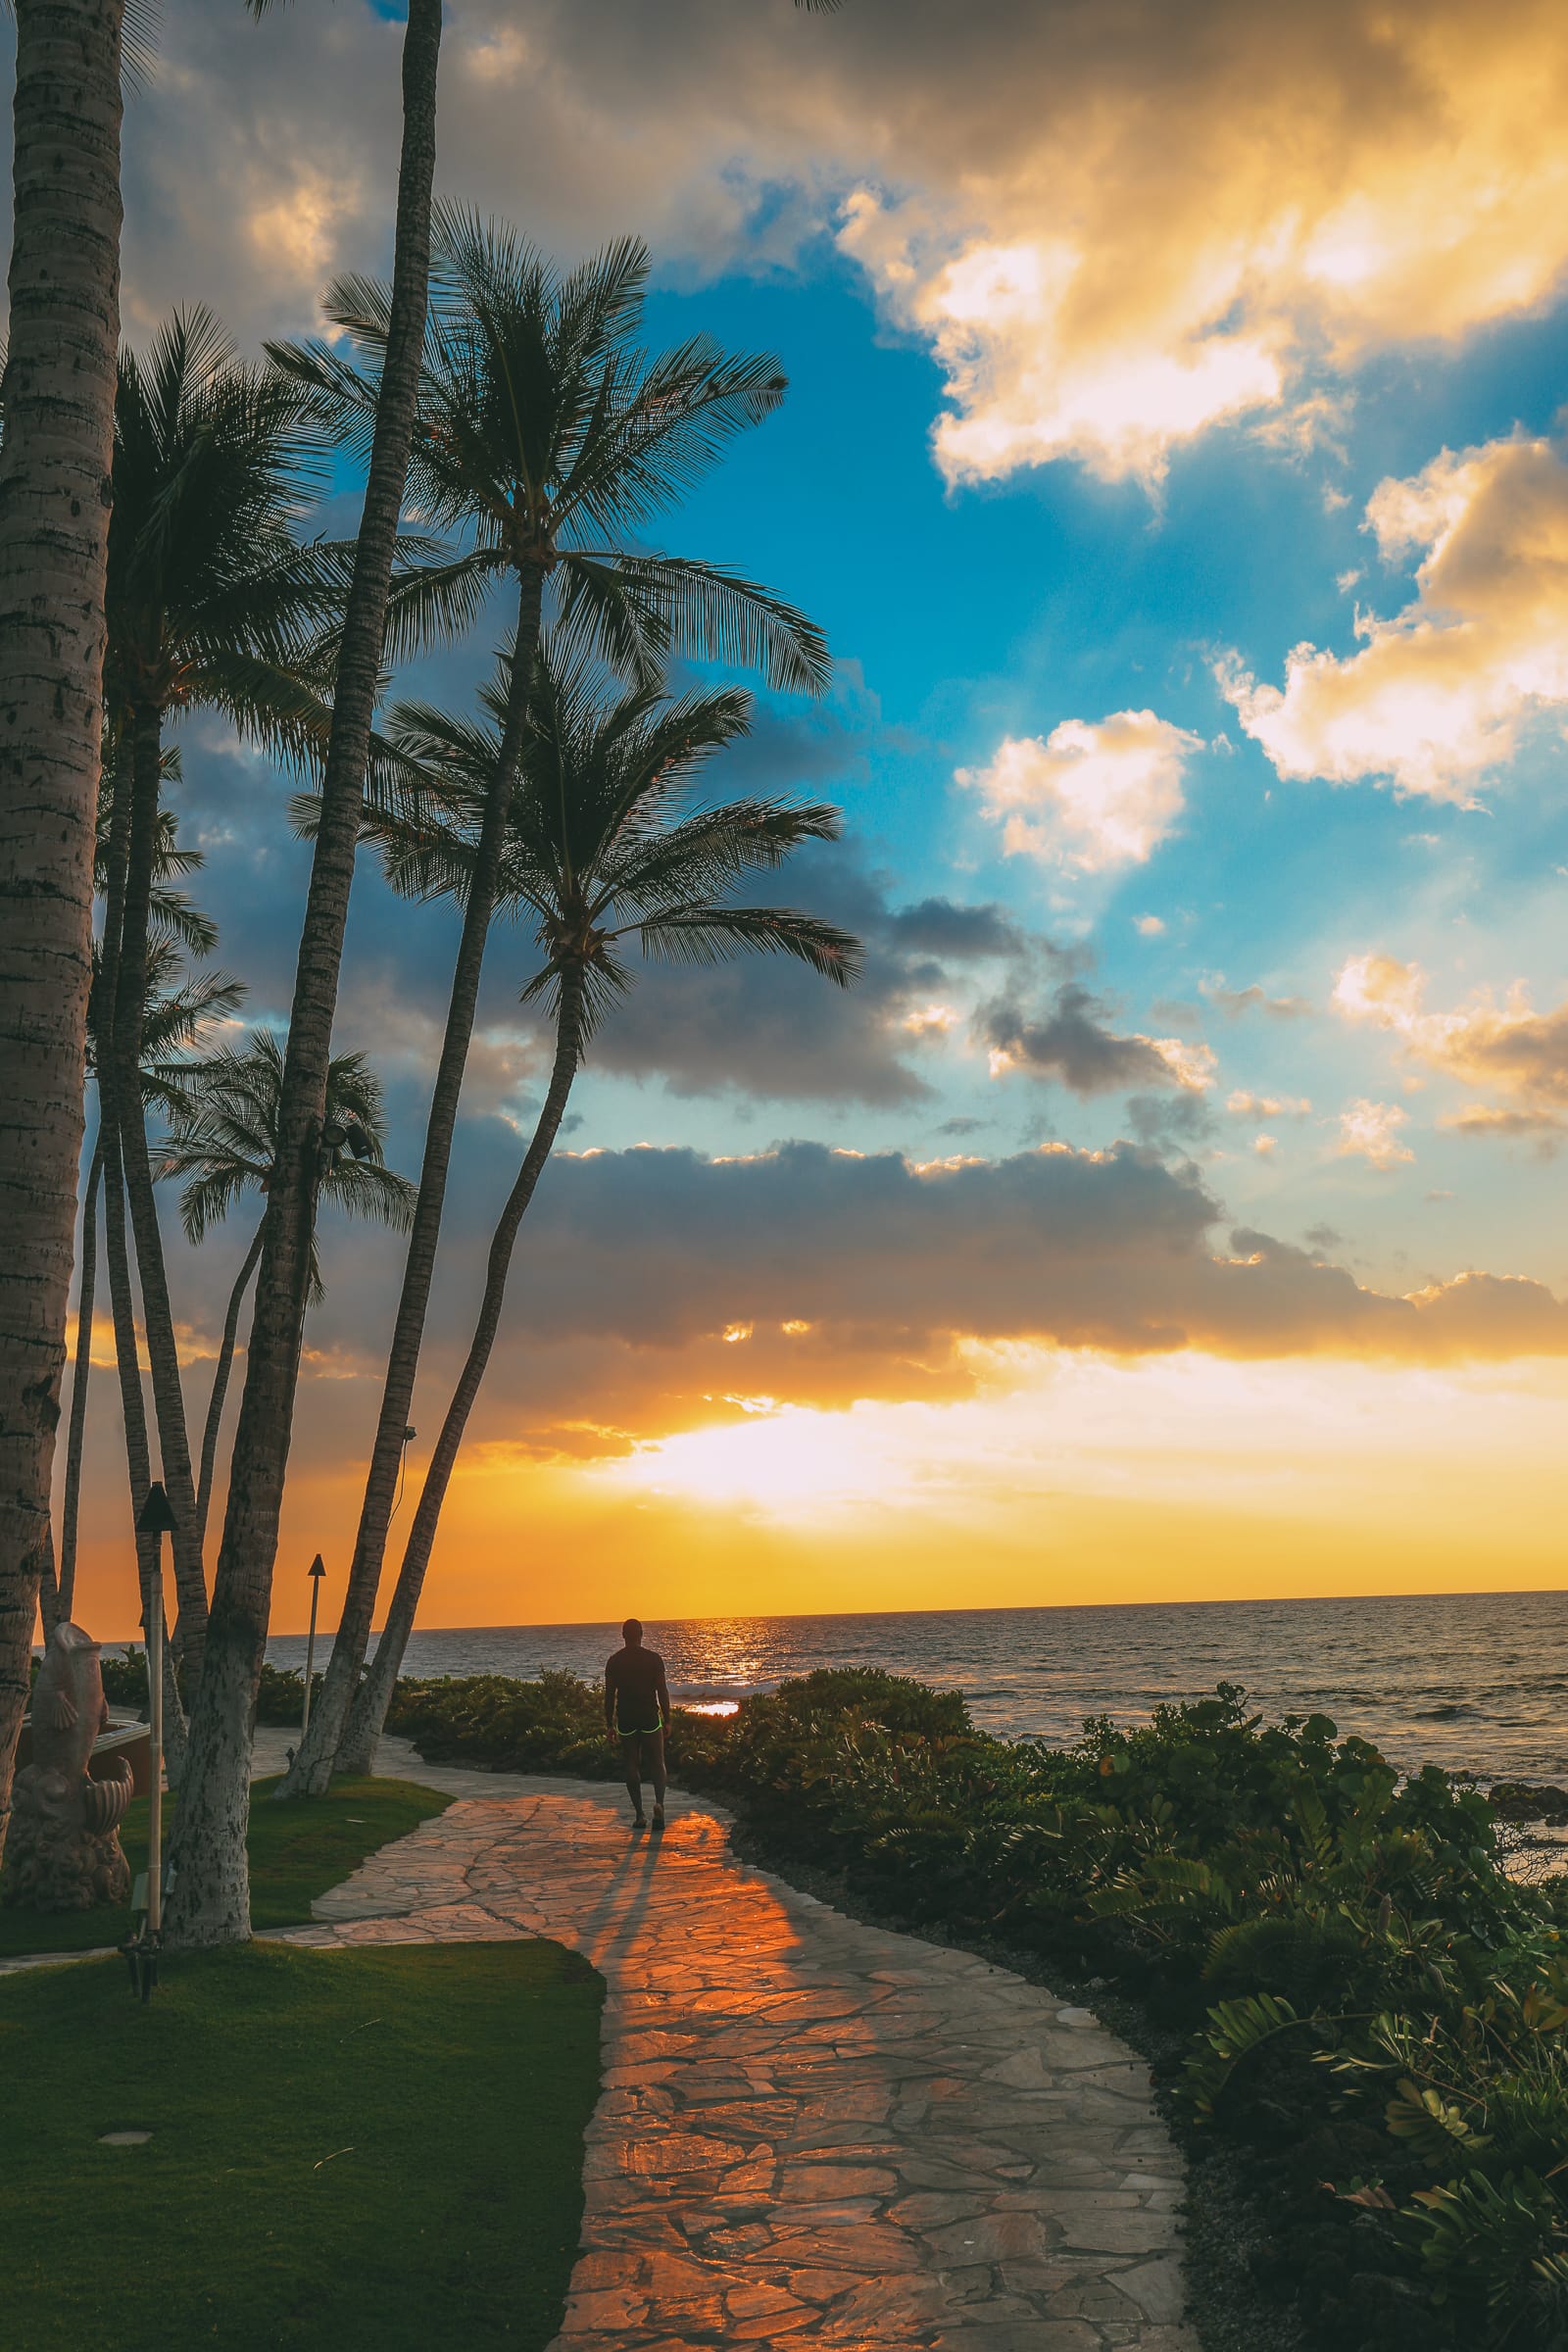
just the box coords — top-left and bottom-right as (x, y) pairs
(35, 0), (1568, 1637)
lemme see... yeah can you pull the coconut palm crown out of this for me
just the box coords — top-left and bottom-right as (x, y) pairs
(160, 1030), (416, 1546)
(162, 1031), (415, 1300)
(268, 208), (831, 696)
(374, 659), (859, 1019)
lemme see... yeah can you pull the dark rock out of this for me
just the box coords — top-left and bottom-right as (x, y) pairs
(1486, 1780), (1568, 1823)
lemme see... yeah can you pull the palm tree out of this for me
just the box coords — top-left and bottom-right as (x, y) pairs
(56, 770), (221, 1618)
(334, 654), (859, 1771)
(59, 934), (243, 1617)
(161, 1034), (415, 1549)
(273, 213), (829, 1803)
(152, 0), (445, 1947)
(0, 0), (131, 1868)
(2, 0), (440, 1874)
(97, 304), (340, 1684)
(73, 925), (242, 1786)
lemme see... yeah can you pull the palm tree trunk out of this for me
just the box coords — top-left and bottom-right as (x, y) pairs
(0, 0), (125, 1870)
(58, 1123), (107, 1619)
(279, 566), (546, 1799)
(113, 704), (208, 1683)
(103, 1124), (187, 1779)
(195, 1223), (265, 1550)
(164, 0), (444, 1948)
(35, 1523), (61, 1642)
(340, 971), (585, 1772)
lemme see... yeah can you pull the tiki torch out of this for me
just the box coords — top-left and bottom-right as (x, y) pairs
(302, 1553), (326, 1736)
(128, 1480), (176, 2000)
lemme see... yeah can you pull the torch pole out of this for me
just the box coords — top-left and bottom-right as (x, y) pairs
(302, 1554), (326, 1738)
(129, 1481), (177, 1999)
(146, 1559), (164, 1938)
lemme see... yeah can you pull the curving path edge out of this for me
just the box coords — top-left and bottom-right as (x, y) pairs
(276, 1745), (1197, 2352)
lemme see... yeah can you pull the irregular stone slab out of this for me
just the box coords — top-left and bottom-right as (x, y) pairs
(274, 1756), (1197, 2350)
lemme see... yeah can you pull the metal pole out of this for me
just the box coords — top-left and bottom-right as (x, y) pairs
(302, 1554), (325, 1737)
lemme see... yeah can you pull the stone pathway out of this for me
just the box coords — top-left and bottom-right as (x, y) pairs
(280, 1770), (1196, 2351)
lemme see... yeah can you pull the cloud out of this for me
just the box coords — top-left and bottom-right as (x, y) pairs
(831, 3), (1568, 485)
(1335, 952), (1568, 1132)
(72, 3), (1568, 496)
(980, 985), (1215, 1096)
(583, 840), (1027, 1106)
(1134, 914), (1166, 937)
(384, 1139), (1568, 1451)
(1223, 435), (1568, 798)
(1200, 978), (1314, 1020)
(1228, 1091), (1312, 1117)
(959, 713), (1201, 873)
(1440, 1104), (1565, 1139)
(1336, 1098), (1414, 1169)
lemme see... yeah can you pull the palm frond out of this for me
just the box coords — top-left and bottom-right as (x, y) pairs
(567, 551), (831, 695)
(632, 906), (861, 987)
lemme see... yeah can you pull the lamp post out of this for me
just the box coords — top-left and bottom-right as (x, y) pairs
(302, 1554), (326, 1737)
(128, 1480), (176, 2001)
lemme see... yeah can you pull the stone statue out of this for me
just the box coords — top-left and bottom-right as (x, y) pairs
(2, 1623), (134, 1913)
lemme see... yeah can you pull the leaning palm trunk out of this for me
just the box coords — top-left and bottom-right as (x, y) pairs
(279, 570), (546, 1798)
(0, 0), (125, 1867)
(165, 0), (443, 1948)
(195, 1223), (266, 1550)
(340, 974), (584, 1771)
(35, 1527), (61, 1642)
(58, 1127), (107, 1620)
(114, 706), (209, 1678)
(103, 1127), (187, 1779)
(80, 716), (177, 1736)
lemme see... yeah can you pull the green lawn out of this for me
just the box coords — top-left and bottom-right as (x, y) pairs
(0, 1776), (449, 1957)
(0, 1939), (602, 2351)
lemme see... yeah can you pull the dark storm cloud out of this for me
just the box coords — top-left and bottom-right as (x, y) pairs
(587, 838), (1028, 1105)
(978, 984), (1196, 1097)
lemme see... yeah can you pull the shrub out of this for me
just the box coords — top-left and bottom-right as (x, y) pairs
(384, 1669), (733, 1780)
(94, 1650), (318, 1726)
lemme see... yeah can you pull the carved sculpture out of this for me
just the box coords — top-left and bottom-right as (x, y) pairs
(2, 1624), (133, 1913)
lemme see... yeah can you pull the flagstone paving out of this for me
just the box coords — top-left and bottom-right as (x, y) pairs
(278, 1764), (1197, 2352)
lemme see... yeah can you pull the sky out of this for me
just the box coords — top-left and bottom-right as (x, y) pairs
(20, 0), (1568, 1636)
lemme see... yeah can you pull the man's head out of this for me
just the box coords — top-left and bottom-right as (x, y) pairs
(622, 1618), (643, 1647)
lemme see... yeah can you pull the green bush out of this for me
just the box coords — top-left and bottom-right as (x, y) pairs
(93, 1649), (316, 1726)
(385, 1668), (733, 1780)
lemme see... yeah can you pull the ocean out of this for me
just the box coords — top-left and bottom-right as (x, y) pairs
(268, 1588), (1568, 1786)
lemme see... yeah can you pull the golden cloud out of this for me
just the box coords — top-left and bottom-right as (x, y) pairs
(1224, 435), (1568, 796)
(128, 3), (1568, 480)
(1335, 952), (1568, 1126)
(958, 712), (1200, 871)
(832, 3), (1568, 482)
(1335, 1098), (1414, 1170)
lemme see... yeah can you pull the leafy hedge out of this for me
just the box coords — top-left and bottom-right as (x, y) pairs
(383, 1664), (1568, 2351)
(96, 1648), (318, 1727)
(385, 1668), (734, 1780)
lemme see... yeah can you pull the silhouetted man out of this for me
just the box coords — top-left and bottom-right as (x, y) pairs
(605, 1618), (671, 1831)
